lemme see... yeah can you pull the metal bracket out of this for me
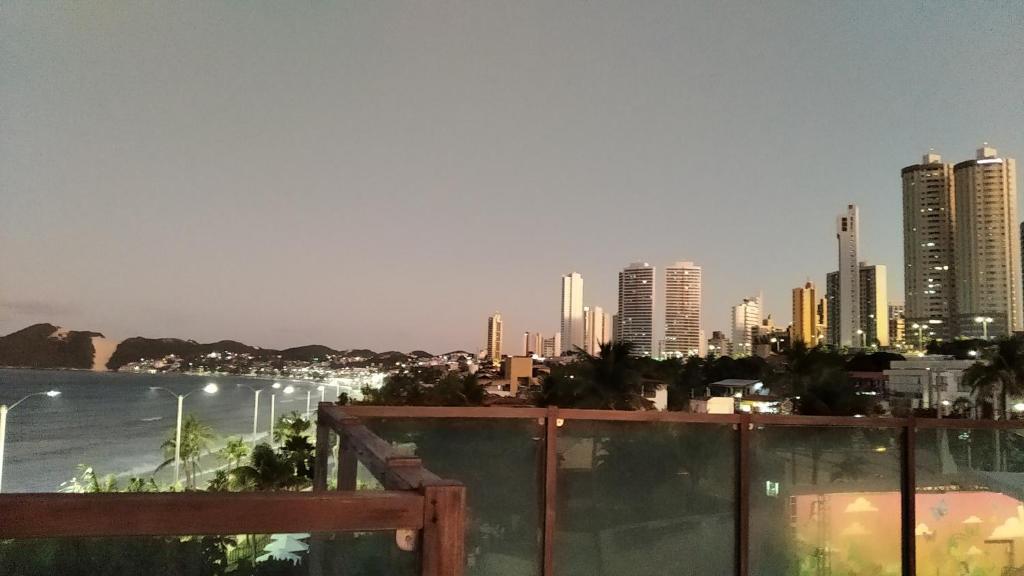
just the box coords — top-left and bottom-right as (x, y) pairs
(395, 528), (418, 552)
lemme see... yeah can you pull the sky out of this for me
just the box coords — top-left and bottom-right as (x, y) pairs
(2, 1), (1023, 353)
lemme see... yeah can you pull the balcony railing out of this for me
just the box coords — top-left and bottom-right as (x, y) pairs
(1, 404), (1021, 576)
(0, 403), (468, 576)
(323, 405), (1024, 576)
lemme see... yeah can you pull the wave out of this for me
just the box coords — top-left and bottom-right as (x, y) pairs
(140, 416), (163, 422)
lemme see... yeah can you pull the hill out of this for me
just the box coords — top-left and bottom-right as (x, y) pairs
(0, 323), (102, 369)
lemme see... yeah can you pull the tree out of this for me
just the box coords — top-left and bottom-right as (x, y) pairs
(218, 436), (249, 469)
(537, 342), (648, 409)
(962, 334), (1024, 419)
(156, 415), (216, 489)
(229, 443), (308, 491)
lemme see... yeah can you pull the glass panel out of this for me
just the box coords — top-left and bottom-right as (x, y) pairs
(362, 417), (544, 576)
(750, 425), (903, 576)
(915, 426), (1024, 575)
(0, 531), (418, 576)
(554, 420), (736, 576)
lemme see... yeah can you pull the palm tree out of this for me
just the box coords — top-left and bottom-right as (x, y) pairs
(272, 411), (311, 444)
(218, 436), (250, 469)
(229, 444), (307, 491)
(157, 415), (216, 489)
(962, 335), (1024, 419)
(536, 341), (647, 409)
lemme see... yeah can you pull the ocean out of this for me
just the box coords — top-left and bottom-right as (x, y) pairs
(0, 369), (339, 492)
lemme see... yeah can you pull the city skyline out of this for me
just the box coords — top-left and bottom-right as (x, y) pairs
(3, 2), (1023, 352)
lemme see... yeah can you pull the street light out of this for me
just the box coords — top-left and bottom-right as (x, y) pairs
(770, 337), (780, 353)
(856, 329), (866, 348)
(237, 383), (270, 449)
(317, 385), (326, 403)
(0, 390), (60, 493)
(268, 383), (294, 443)
(974, 316), (994, 340)
(150, 383), (218, 487)
(911, 323), (924, 350)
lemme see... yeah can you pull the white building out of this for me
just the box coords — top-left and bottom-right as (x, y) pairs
(485, 312), (502, 366)
(884, 356), (976, 410)
(664, 261), (702, 357)
(954, 146), (1022, 338)
(560, 272), (585, 354)
(860, 263), (889, 347)
(731, 295), (762, 356)
(583, 306), (612, 356)
(617, 262), (655, 356)
(836, 204), (861, 347)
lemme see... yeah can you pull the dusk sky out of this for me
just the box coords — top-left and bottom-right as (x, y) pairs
(2, 2), (1022, 353)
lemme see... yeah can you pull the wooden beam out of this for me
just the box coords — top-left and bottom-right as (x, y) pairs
(0, 492), (425, 539)
(314, 409), (331, 492)
(420, 483), (466, 576)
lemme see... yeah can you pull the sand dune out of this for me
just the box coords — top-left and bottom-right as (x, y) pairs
(91, 336), (120, 371)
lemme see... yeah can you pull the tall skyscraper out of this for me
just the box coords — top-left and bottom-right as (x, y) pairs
(522, 332), (544, 356)
(859, 264), (889, 347)
(541, 333), (561, 358)
(889, 304), (906, 348)
(731, 294), (762, 355)
(826, 271), (840, 346)
(664, 261), (702, 357)
(583, 306), (612, 355)
(617, 262), (655, 356)
(954, 146), (1021, 338)
(836, 204), (861, 347)
(902, 152), (956, 341)
(485, 312), (503, 366)
(815, 297), (829, 345)
(791, 281), (817, 346)
(560, 272), (585, 354)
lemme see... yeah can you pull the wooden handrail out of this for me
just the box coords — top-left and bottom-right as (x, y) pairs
(0, 491), (424, 539)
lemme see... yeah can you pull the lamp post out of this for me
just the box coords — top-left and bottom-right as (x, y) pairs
(268, 383), (294, 444)
(0, 390), (61, 493)
(237, 384), (267, 449)
(150, 383), (218, 487)
(974, 316), (994, 340)
(306, 389), (312, 417)
(317, 385), (326, 403)
(770, 337), (779, 353)
(911, 323), (924, 350)
(856, 329), (866, 348)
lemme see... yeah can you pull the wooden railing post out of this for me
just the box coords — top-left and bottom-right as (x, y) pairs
(337, 428), (359, 491)
(542, 406), (558, 576)
(314, 405), (331, 492)
(736, 413), (751, 576)
(900, 417), (916, 576)
(420, 482), (466, 576)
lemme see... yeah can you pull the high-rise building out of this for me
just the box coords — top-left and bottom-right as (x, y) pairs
(485, 312), (503, 366)
(707, 330), (730, 356)
(889, 304), (906, 348)
(859, 264), (889, 347)
(617, 262), (655, 356)
(791, 281), (817, 346)
(522, 332), (544, 356)
(816, 297), (829, 345)
(836, 204), (861, 347)
(902, 152), (956, 341)
(560, 272), (585, 354)
(954, 146), (1021, 338)
(826, 271), (840, 346)
(731, 295), (762, 356)
(664, 261), (702, 357)
(541, 333), (561, 358)
(583, 306), (612, 356)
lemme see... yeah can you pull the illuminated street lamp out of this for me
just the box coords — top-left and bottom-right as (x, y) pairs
(974, 316), (994, 340)
(856, 329), (866, 348)
(770, 337), (780, 353)
(150, 383), (218, 486)
(0, 390), (60, 493)
(911, 323), (924, 350)
(268, 383), (294, 443)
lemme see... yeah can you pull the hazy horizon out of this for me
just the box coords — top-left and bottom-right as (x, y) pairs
(3, 2), (1022, 352)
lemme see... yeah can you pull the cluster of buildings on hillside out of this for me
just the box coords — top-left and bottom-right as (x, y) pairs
(482, 145), (1020, 363)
